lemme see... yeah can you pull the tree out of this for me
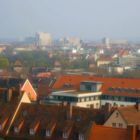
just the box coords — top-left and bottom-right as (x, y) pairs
(0, 57), (9, 69)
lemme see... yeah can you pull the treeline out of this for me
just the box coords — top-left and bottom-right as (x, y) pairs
(1, 50), (89, 70)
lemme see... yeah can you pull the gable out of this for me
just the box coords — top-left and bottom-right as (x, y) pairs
(104, 110), (127, 128)
(21, 79), (37, 101)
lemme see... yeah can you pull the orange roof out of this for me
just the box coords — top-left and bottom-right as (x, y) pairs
(118, 105), (140, 125)
(88, 124), (129, 140)
(20, 79), (37, 101)
(53, 75), (140, 97)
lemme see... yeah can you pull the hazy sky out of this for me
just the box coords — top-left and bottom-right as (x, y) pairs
(0, 0), (140, 40)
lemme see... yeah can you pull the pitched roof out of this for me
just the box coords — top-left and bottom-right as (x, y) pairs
(53, 75), (140, 97)
(88, 124), (136, 140)
(6, 103), (109, 140)
(0, 101), (19, 136)
(118, 105), (140, 126)
(20, 79), (37, 101)
(14, 60), (22, 67)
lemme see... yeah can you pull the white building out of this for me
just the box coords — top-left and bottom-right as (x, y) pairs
(60, 37), (81, 50)
(35, 32), (52, 48)
(48, 81), (102, 108)
(119, 55), (140, 67)
(102, 37), (110, 48)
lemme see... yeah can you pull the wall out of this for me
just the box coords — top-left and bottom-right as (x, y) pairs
(104, 110), (127, 128)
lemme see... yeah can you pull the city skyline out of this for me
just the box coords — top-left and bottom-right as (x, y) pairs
(0, 0), (140, 41)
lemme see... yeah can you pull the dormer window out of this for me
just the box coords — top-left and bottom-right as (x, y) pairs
(14, 120), (24, 134)
(0, 117), (9, 131)
(79, 134), (85, 140)
(29, 121), (40, 136)
(29, 128), (35, 135)
(14, 127), (20, 133)
(46, 122), (56, 137)
(62, 122), (73, 139)
(46, 130), (51, 137)
(63, 131), (68, 139)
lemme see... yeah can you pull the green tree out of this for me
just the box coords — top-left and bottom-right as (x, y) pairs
(0, 57), (9, 69)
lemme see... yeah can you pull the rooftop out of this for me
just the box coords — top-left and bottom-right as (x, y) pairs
(53, 75), (140, 97)
(5, 103), (110, 140)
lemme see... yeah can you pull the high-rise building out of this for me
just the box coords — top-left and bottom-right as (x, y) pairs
(102, 37), (110, 48)
(35, 32), (52, 48)
(60, 37), (81, 49)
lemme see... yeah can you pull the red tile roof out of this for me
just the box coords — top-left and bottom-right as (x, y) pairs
(88, 125), (127, 140)
(6, 103), (110, 140)
(53, 75), (140, 97)
(88, 123), (140, 140)
(118, 105), (140, 126)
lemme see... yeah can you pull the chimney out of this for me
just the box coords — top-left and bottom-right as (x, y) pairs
(105, 103), (112, 113)
(127, 125), (136, 140)
(67, 103), (73, 120)
(136, 102), (140, 111)
(104, 103), (112, 120)
(6, 88), (13, 102)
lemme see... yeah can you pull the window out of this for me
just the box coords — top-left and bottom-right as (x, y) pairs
(114, 96), (119, 101)
(96, 103), (99, 108)
(91, 97), (94, 101)
(113, 102), (118, 107)
(109, 87), (113, 92)
(116, 112), (119, 117)
(63, 132), (68, 139)
(81, 98), (85, 102)
(14, 127), (19, 133)
(118, 123), (123, 128)
(112, 123), (116, 127)
(85, 85), (92, 91)
(95, 96), (99, 100)
(79, 134), (85, 140)
(78, 98), (81, 102)
(90, 104), (94, 109)
(86, 97), (89, 101)
(46, 130), (51, 137)
(29, 129), (35, 135)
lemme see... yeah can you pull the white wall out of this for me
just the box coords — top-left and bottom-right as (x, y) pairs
(74, 100), (101, 108)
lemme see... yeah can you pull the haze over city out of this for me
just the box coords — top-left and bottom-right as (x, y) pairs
(0, 0), (140, 41)
(1, 0), (140, 140)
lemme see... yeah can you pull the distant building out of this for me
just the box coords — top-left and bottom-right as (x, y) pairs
(48, 81), (102, 108)
(60, 37), (81, 50)
(119, 55), (140, 68)
(102, 38), (110, 49)
(97, 57), (112, 67)
(13, 60), (24, 73)
(35, 32), (52, 48)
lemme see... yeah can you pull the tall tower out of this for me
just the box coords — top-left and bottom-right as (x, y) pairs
(35, 32), (52, 49)
(102, 37), (110, 49)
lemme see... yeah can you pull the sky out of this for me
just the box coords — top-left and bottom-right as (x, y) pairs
(0, 0), (140, 41)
